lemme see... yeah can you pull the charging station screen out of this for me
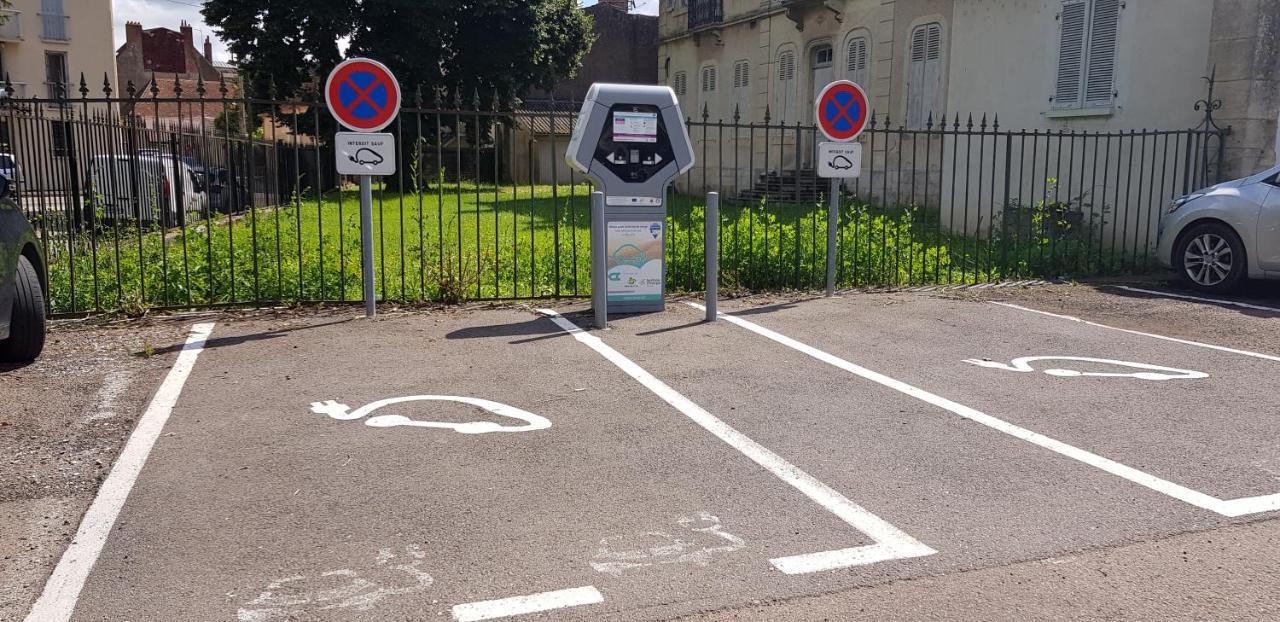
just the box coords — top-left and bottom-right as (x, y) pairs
(613, 111), (658, 143)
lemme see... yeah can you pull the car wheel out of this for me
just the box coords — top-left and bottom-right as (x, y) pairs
(0, 255), (46, 362)
(1173, 222), (1246, 294)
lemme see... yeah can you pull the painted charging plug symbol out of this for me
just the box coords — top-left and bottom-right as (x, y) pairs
(309, 395), (551, 433)
(963, 356), (1208, 381)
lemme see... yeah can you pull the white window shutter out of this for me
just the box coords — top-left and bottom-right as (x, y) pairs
(923, 24), (943, 123)
(1085, 0), (1120, 106)
(1054, 0), (1087, 110)
(846, 37), (868, 86)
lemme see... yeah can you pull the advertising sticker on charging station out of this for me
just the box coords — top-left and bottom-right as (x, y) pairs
(606, 221), (664, 302)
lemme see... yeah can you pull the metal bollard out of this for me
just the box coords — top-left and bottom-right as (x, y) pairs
(826, 178), (839, 297)
(591, 191), (607, 329)
(705, 192), (719, 321)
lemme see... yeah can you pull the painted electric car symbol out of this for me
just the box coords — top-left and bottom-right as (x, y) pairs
(828, 155), (854, 170)
(591, 512), (746, 576)
(962, 356), (1208, 381)
(348, 148), (385, 166)
(309, 395), (551, 433)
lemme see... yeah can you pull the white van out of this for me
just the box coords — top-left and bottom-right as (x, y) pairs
(86, 155), (208, 227)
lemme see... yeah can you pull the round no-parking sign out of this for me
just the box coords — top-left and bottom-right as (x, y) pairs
(324, 58), (401, 132)
(814, 80), (870, 142)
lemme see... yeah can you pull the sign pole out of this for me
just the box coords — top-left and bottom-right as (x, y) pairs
(826, 178), (839, 297)
(360, 175), (376, 318)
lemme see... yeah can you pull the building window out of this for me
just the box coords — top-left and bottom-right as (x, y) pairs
(732, 60), (750, 89)
(40, 0), (68, 41)
(672, 71), (687, 97)
(51, 120), (71, 157)
(1053, 0), (1120, 111)
(846, 36), (869, 87)
(775, 48), (796, 122)
(44, 51), (67, 100)
(906, 22), (943, 128)
(701, 65), (717, 93)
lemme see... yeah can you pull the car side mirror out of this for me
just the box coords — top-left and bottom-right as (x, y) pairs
(0, 173), (11, 199)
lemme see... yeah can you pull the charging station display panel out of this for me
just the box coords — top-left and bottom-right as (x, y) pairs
(593, 104), (676, 184)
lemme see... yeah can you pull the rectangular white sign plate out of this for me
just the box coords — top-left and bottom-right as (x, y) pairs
(336, 132), (396, 176)
(817, 142), (862, 178)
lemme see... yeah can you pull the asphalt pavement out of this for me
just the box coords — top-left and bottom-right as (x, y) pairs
(23, 289), (1280, 621)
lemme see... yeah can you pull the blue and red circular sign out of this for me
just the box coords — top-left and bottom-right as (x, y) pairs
(325, 58), (401, 132)
(814, 80), (869, 142)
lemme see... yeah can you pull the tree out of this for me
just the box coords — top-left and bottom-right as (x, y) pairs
(202, 0), (594, 105)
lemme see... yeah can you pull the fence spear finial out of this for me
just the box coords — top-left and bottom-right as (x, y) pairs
(732, 103), (740, 124)
(925, 111), (934, 130)
(126, 80), (137, 99)
(979, 113), (987, 131)
(218, 72), (228, 98)
(196, 73), (206, 97)
(78, 73), (88, 98)
(992, 114), (999, 132)
(763, 104), (771, 125)
(102, 72), (113, 97)
(173, 73), (184, 98)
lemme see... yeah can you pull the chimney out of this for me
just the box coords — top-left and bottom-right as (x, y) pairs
(125, 21), (143, 46)
(180, 21), (194, 48)
(204, 37), (213, 62)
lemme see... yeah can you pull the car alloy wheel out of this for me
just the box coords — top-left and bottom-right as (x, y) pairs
(1182, 232), (1233, 287)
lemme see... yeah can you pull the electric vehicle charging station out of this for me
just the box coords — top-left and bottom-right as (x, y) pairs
(566, 84), (695, 323)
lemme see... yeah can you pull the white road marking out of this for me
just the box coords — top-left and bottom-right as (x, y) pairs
(538, 309), (935, 573)
(988, 301), (1280, 363)
(963, 356), (1208, 381)
(238, 545), (433, 621)
(25, 323), (216, 622)
(83, 369), (134, 422)
(591, 511), (745, 576)
(451, 586), (603, 622)
(310, 395), (551, 434)
(1113, 285), (1280, 313)
(688, 303), (1280, 518)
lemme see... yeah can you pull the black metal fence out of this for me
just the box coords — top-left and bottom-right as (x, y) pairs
(0, 76), (1229, 315)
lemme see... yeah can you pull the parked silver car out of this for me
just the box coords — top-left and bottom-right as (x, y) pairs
(1156, 163), (1280, 293)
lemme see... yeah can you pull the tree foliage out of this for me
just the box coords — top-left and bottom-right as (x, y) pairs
(202, 0), (594, 105)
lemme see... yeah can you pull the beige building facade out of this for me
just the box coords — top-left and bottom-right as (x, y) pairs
(0, 0), (116, 99)
(660, 0), (1278, 179)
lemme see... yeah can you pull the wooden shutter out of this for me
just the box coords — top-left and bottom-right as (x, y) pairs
(907, 24), (942, 127)
(1054, 0), (1087, 109)
(1084, 0), (1120, 106)
(846, 37), (868, 86)
(673, 71), (686, 97)
(777, 50), (796, 121)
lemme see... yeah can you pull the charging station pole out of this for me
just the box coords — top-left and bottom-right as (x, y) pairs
(564, 84), (696, 326)
(360, 175), (376, 317)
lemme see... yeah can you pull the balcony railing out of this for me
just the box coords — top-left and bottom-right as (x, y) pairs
(0, 10), (22, 41)
(40, 12), (67, 41)
(688, 0), (723, 30)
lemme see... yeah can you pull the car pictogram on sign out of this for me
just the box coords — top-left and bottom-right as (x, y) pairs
(348, 148), (385, 166)
(828, 155), (854, 170)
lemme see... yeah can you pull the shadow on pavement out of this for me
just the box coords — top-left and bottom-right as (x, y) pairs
(140, 318), (356, 357)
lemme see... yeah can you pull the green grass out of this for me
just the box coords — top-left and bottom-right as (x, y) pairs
(45, 182), (1141, 314)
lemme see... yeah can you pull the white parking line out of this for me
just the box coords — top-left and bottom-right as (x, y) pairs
(538, 310), (935, 574)
(989, 301), (1280, 363)
(451, 586), (603, 621)
(689, 303), (1280, 518)
(1113, 285), (1280, 313)
(26, 323), (216, 622)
